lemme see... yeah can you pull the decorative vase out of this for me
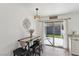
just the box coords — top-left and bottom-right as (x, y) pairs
(29, 29), (34, 38)
(30, 32), (32, 38)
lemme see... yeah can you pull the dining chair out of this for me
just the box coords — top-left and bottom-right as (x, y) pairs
(13, 40), (30, 56)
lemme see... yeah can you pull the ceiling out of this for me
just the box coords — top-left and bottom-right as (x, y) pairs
(18, 3), (79, 16)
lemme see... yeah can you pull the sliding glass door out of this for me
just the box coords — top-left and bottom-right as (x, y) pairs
(44, 21), (64, 48)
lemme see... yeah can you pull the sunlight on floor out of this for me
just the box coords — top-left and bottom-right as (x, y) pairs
(44, 37), (63, 47)
(41, 45), (71, 56)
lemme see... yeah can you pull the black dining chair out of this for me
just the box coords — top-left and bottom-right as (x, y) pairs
(34, 39), (43, 56)
(29, 39), (43, 56)
(13, 47), (30, 56)
(13, 41), (30, 56)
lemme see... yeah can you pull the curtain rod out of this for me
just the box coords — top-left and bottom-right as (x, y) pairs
(38, 17), (71, 23)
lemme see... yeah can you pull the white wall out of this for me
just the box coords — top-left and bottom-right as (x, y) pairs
(59, 12), (79, 50)
(0, 4), (35, 56)
(59, 12), (79, 33)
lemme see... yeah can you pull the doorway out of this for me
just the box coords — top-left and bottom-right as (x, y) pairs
(44, 21), (64, 48)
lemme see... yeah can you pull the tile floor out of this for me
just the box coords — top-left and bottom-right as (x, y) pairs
(41, 45), (71, 56)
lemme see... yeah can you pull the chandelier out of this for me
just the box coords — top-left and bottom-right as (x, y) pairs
(34, 8), (40, 19)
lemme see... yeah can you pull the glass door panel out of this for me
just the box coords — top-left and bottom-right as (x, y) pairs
(45, 22), (64, 48)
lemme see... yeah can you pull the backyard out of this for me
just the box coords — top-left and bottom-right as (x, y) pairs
(44, 34), (64, 47)
(45, 25), (64, 47)
(46, 34), (63, 38)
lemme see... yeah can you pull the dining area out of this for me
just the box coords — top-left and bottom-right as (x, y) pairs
(13, 36), (43, 56)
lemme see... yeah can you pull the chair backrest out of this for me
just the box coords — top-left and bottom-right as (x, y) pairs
(19, 40), (27, 49)
(33, 39), (40, 45)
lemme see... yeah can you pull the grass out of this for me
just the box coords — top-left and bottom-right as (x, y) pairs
(46, 34), (63, 38)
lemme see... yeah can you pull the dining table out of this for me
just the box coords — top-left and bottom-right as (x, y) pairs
(18, 36), (41, 50)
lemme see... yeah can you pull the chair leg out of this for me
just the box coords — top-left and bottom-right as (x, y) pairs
(13, 53), (15, 56)
(39, 48), (41, 56)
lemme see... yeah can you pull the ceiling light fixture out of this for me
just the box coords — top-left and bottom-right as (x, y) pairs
(34, 8), (40, 19)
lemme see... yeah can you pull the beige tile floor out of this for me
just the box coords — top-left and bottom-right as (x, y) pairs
(41, 45), (71, 56)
